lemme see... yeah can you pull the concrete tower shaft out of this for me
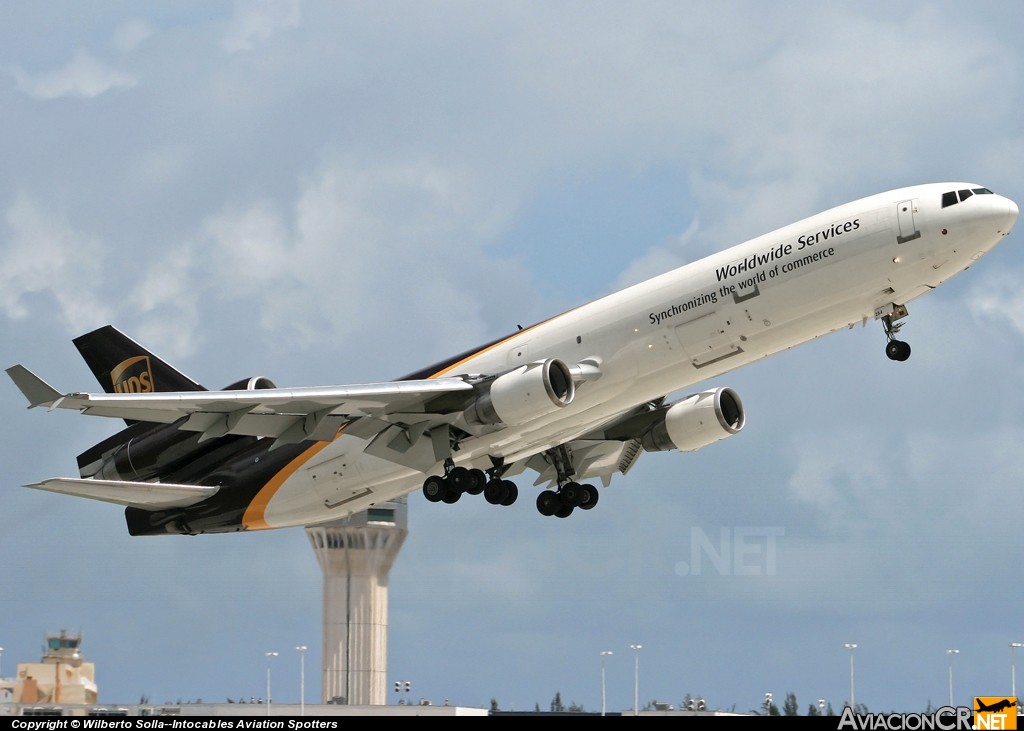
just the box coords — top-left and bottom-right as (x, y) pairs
(306, 500), (407, 706)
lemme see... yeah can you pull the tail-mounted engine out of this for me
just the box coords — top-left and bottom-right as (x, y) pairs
(223, 376), (277, 391)
(642, 387), (745, 453)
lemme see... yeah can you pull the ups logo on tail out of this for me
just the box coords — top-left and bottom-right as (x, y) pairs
(111, 356), (154, 394)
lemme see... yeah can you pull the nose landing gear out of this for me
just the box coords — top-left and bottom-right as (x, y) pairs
(879, 303), (911, 361)
(885, 338), (911, 361)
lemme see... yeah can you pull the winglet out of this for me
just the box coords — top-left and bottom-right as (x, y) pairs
(5, 365), (65, 409)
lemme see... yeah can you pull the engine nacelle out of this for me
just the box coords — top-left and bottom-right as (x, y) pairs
(223, 376), (277, 391)
(642, 387), (745, 453)
(472, 359), (575, 426)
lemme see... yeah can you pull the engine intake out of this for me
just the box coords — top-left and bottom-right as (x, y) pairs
(642, 387), (745, 453)
(472, 359), (575, 426)
(224, 376), (277, 390)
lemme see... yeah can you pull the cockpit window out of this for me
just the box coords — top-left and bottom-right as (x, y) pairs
(941, 187), (994, 208)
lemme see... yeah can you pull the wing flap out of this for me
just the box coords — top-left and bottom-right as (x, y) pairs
(26, 477), (219, 509)
(520, 402), (663, 488)
(525, 440), (637, 488)
(363, 422), (450, 472)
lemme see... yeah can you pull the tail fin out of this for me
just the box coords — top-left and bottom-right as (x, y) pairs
(73, 325), (206, 394)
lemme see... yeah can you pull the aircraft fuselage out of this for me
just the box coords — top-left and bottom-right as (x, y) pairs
(237, 182), (1015, 532)
(8, 182), (1015, 535)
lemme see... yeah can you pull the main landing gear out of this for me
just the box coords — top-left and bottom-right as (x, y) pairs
(535, 481), (599, 519)
(533, 444), (599, 519)
(420, 445), (601, 518)
(421, 458), (518, 507)
(881, 304), (912, 362)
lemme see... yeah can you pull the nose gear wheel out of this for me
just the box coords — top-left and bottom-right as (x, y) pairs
(880, 304), (911, 361)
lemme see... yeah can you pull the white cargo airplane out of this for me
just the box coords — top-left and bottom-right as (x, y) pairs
(6, 182), (1018, 535)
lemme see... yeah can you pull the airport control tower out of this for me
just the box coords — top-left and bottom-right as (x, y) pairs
(305, 497), (408, 706)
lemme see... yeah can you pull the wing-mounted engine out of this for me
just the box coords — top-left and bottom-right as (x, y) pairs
(641, 387), (745, 453)
(469, 358), (575, 426)
(86, 375), (277, 482)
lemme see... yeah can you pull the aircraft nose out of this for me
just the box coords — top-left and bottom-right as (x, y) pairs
(1002, 196), (1019, 232)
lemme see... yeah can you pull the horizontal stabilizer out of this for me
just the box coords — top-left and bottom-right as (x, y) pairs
(6, 365), (64, 408)
(26, 477), (219, 509)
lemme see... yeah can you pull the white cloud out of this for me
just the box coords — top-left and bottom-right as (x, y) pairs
(194, 159), (521, 357)
(126, 247), (203, 361)
(968, 271), (1024, 336)
(111, 19), (156, 54)
(223, 0), (301, 53)
(8, 50), (137, 100)
(0, 194), (112, 332)
(785, 428), (891, 524)
(202, 201), (291, 292)
(614, 216), (701, 288)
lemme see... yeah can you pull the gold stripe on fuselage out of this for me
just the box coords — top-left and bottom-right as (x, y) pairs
(239, 312), (575, 528)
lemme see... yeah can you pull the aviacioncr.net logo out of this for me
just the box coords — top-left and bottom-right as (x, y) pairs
(973, 697), (1017, 730)
(837, 706), (972, 730)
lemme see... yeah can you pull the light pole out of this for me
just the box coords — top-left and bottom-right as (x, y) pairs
(265, 651), (278, 715)
(394, 680), (411, 705)
(599, 651), (613, 716)
(629, 644), (642, 716)
(0, 646), (4, 678)
(1011, 643), (1022, 699)
(946, 649), (959, 706)
(295, 645), (307, 716)
(844, 643), (857, 709)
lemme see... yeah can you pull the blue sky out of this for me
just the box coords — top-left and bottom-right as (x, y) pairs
(2, 0), (1023, 714)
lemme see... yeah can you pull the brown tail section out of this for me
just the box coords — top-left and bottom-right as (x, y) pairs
(73, 325), (206, 394)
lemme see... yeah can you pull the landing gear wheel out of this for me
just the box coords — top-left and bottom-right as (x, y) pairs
(560, 481), (583, 507)
(422, 475), (446, 503)
(441, 482), (462, 504)
(466, 468), (487, 495)
(554, 502), (574, 518)
(537, 490), (559, 516)
(484, 479), (509, 505)
(887, 340), (911, 361)
(881, 308), (911, 362)
(448, 466), (473, 492)
(500, 480), (518, 506)
(578, 483), (599, 510)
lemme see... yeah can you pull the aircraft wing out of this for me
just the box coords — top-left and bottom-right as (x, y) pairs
(522, 437), (645, 488)
(518, 400), (664, 488)
(26, 477), (218, 509)
(6, 364), (476, 444)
